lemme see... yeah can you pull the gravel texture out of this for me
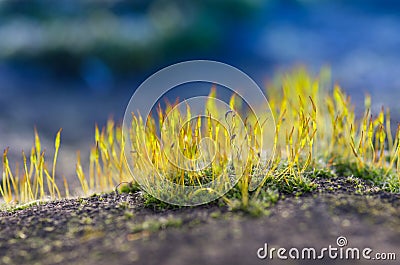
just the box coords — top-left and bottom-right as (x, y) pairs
(1, 177), (399, 265)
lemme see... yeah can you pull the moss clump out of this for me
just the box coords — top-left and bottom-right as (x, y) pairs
(118, 182), (141, 194)
(333, 161), (400, 193)
(2, 67), (400, 211)
(131, 216), (183, 233)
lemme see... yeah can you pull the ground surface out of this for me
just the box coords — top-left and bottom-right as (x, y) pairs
(0, 176), (399, 265)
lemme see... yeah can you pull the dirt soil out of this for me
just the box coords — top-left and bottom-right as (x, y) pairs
(0, 176), (399, 265)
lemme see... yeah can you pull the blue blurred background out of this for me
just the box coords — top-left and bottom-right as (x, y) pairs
(0, 0), (399, 179)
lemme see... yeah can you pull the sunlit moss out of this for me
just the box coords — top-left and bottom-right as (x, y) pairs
(2, 67), (400, 207)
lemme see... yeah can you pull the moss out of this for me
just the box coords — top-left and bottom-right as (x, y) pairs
(3, 68), (400, 211)
(256, 188), (280, 205)
(124, 211), (134, 220)
(309, 167), (336, 179)
(228, 198), (271, 217)
(117, 201), (129, 210)
(142, 193), (179, 210)
(333, 161), (400, 193)
(6, 201), (45, 213)
(262, 173), (317, 195)
(131, 216), (183, 233)
(119, 182), (141, 194)
(210, 210), (222, 219)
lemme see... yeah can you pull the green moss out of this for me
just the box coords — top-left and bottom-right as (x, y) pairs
(333, 161), (400, 193)
(131, 216), (183, 233)
(117, 201), (129, 210)
(119, 182), (141, 194)
(309, 167), (336, 179)
(143, 193), (179, 210)
(262, 173), (317, 195)
(6, 201), (45, 212)
(228, 199), (271, 217)
(210, 210), (222, 219)
(256, 188), (280, 205)
(124, 211), (134, 219)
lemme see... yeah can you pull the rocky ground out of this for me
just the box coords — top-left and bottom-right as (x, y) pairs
(1, 2), (400, 264)
(0, 176), (399, 265)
